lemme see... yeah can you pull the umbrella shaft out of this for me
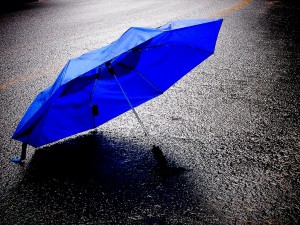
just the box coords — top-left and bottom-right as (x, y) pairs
(113, 74), (150, 137)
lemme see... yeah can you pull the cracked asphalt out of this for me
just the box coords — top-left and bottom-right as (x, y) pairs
(0, 0), (299, 224)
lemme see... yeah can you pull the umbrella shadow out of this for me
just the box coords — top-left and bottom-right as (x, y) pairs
(7, 133), (219, 224)
(23, 131), (189, 184)
(24, 133), (124, 183)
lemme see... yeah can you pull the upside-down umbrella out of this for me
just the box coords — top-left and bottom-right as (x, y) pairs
(12, 18), (223, 160)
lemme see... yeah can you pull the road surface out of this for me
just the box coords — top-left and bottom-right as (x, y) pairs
(0, 0), (299, 224)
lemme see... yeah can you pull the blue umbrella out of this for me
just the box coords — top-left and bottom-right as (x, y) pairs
(12, 18), (223, 162)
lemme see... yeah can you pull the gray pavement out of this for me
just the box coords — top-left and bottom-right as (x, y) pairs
(0, 0), (299, 224)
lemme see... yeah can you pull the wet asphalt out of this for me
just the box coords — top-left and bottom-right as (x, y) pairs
(0, 0), (300, 224)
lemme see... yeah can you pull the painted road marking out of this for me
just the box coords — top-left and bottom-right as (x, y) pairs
(209, 0), (251, 18)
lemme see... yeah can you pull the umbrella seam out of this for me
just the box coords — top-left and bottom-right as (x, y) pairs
(60, 60), (71, 86)
(138, 44), (215, 55)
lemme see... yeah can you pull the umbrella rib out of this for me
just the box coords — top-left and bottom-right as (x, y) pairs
(116, 62), (163, 94)
(90, 73), (100, 128)
(113, 74), (150, 137)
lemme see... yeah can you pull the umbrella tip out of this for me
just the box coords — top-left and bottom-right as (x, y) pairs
(10, 157), (24, 164)
(11, 143), (27, 164)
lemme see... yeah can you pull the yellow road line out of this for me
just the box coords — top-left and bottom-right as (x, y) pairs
(0, 0), (251, 90)
(209, 0), (251, 18)
(0, 73), (41, 90)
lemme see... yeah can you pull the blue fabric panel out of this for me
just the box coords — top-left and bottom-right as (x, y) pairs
(92, 67), (161, 127)
(61, 27), (162, 85)
(124, 45), (211, 92)
(20, 76), (95, 147)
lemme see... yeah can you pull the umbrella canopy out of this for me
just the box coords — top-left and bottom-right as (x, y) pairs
(12, 18), (223, 148)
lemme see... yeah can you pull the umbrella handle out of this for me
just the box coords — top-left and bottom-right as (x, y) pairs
(152, 145), (168, 169)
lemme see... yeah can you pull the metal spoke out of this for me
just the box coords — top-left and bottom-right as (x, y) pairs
(113, 74), (150, 137)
